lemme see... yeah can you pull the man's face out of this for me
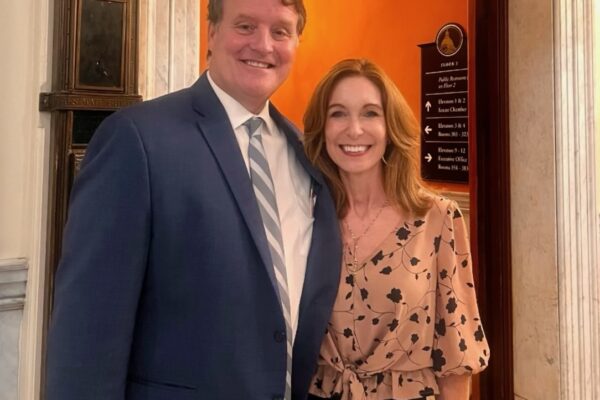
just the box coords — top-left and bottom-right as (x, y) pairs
(208, 0), (300, 113)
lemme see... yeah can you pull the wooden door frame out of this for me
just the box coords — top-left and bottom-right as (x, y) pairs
(471, 0), (514, 398)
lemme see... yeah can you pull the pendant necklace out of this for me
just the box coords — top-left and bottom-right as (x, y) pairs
(343, 201), (388, 274)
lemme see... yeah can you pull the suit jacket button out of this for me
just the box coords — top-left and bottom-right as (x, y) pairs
(273, 330), (286, 343)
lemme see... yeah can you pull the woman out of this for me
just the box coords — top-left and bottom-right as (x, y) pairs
(303, 59), (489, 400)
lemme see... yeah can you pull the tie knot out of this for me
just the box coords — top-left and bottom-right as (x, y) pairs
(243, 117), (264, 138)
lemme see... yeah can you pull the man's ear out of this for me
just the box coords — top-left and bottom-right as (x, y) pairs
(206, 23), (217, 62)
(208, 22), (217, 44)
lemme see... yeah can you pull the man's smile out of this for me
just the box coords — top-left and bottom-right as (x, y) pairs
(242, 59), (274, 69)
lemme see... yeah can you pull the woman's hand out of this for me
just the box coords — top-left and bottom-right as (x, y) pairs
(437, 374), (471, 400)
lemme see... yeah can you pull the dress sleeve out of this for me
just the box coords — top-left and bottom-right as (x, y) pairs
(431, 200), (490, 377)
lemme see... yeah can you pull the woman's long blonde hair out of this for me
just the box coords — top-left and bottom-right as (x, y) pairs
(303, 59), (432, 218)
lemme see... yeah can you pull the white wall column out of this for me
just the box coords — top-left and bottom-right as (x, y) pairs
(555, 0), (600, 399)
(510, 0), (600, 397)
(138, 0), (200, 99)
(0, 259), (28, 400)
(0, 0), (53, 398)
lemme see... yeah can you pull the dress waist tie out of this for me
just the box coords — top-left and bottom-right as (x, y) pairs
(338, 364), (367, 400)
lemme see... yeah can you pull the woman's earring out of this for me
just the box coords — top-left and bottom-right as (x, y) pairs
(382, 145), (390, 165)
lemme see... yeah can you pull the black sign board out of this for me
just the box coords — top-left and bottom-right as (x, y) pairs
(419, 23), (468, 183)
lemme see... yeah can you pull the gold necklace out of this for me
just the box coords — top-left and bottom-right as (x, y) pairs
(343, 201), (388, 274)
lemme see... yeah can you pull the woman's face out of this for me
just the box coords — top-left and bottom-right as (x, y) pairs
(324, 76), (388, 179)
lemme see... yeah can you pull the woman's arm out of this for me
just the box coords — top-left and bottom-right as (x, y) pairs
(437, 374), (471, 400)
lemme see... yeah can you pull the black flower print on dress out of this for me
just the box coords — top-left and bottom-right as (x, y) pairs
(309, 198), (490, 400)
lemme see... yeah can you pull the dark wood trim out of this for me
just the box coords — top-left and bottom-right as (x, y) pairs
(468, 0), (479, 281)
(40, 111), (68, 400)
(39, 1), (141, 398)
(39, 92), (142, 111)
(467, 4), (480, 398)
(473, 0), (514, 398)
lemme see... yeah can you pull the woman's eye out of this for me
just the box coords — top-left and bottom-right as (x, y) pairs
(328, 110), (345, 118)
(364, 110), (381, 117)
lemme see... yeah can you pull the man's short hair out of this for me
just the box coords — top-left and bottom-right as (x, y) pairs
(207, 0), (307, 35)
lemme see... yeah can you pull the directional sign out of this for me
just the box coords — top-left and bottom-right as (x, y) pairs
(419, 23), (469, 183)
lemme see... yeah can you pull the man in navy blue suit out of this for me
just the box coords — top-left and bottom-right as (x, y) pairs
(45, 0), (341, 399)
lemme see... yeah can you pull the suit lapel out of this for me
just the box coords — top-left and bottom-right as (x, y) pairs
(192, 74), (279, 295)
(269, 104), (326, 194)
(269, 105), (334, 322)
(192, 79), (337, 325)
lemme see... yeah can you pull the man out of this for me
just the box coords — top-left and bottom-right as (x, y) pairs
(45, 0), (341, 399)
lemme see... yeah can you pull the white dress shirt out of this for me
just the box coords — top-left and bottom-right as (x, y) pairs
(207, 72), (314, 342)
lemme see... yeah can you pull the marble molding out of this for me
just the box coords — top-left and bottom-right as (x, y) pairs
(554, 0), (600, 398)
(509, 0), (561, 398)
(0, 258), (28, 400)
(138, 0), (200, 100)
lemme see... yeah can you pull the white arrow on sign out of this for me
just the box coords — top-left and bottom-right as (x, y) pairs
(424, 125), (432, 135)
(425, 153), (432, 163)
(425, 101), (432, 112)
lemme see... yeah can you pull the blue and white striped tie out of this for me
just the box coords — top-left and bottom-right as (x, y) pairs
(244, 117), (292, 400)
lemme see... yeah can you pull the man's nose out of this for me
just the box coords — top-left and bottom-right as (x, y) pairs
(250, 28), (274, 53)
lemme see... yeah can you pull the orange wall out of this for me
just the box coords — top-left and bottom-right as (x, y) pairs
(199, 1), (467, 128)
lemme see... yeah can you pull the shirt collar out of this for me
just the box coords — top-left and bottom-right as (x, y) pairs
(207, 71), (276, 136)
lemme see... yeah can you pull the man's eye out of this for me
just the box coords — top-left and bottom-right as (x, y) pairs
(272, 28), (292, 40)
(236, 23), (255, 33)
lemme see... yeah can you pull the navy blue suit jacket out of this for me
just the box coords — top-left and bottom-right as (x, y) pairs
(45, 73), (342, 400)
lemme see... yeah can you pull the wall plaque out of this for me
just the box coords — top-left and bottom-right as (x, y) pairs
(77, 0), (126, 89)
(419, 23), (468, 183)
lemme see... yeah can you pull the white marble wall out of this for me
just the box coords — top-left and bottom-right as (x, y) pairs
(596, 4), (600, 215)
(0, 259), (28, 400)
(0, 0), (52, 398)
(554, 0), (600, 398)
(510, 0), (600, 398)
(138, 0), (200, 99)
(509, 0), (561, 398)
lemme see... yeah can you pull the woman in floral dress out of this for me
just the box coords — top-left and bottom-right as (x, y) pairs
(303, 59), (489, 400)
